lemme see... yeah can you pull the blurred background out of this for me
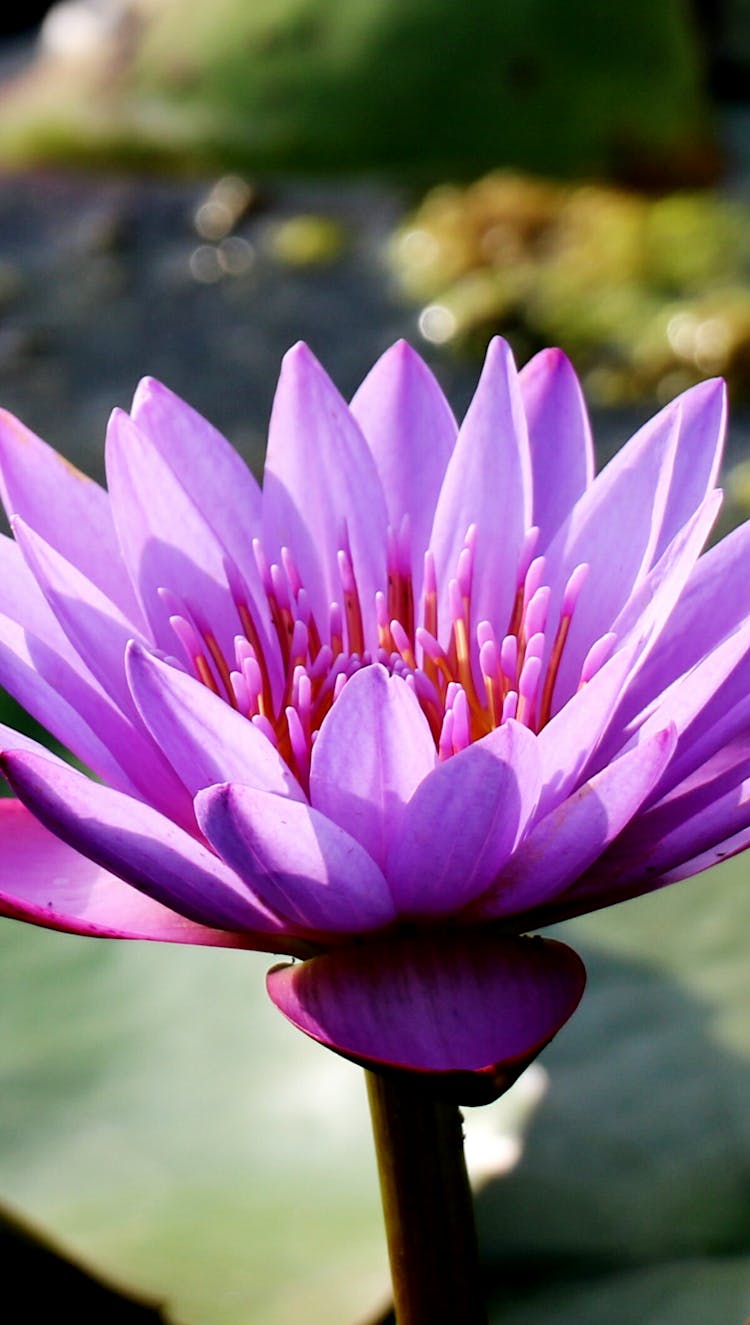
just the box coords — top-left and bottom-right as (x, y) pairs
(1, 3), (750, 1323)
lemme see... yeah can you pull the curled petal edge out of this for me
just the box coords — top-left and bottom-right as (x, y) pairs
(267, 930), (586, 1105)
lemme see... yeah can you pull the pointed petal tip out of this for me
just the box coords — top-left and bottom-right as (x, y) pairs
(267, 931), (586, 1105)
(281, 340), (319, 373)
(131, 374), (173, 413)
(483, 334), (517, 370)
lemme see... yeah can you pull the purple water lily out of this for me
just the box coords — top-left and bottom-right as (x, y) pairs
(0, 338), (741, 1101)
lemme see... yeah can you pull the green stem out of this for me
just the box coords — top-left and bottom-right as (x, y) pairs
(366, 1070), (488, 1325)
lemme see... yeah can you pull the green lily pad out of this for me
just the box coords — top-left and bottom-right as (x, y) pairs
(490, 1256), (750, 1325)
(2, 844), (750, 1321)
(478, 855), (750, 1275)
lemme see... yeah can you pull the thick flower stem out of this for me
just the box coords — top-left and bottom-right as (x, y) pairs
(366, 1070), (488, 1325)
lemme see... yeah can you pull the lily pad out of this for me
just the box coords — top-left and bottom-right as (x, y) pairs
(478, 853), (750, 1279)
(490, 1256), (750, 1325)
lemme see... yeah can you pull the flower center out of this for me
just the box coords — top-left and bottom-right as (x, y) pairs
(168, 526), (615, 790)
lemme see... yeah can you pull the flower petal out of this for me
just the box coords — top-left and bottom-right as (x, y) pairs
(474, 725), (677, 919)
(386, 719), (541, 916)
(0, 610), (140, 793)
(8, 519), (194, 824)
(349, 341), (456, 594)
(613, 515), (750, 736)
(130, 375), (264, 566)
(309, 664), (436, 869)
(267, 931), (586, 1104)
(429, 337), (531, 646)
(0, 798), (250, 947)
(1, 749), (286, 937)
(542, 398), (680, 702)
(519, 348), (594, 549)
(535, 640), (639, 817)
(654, 377), (725, 559)
(106, 407), (274, 673)
(12, 515), (146, 715)
(262, 343), (388, 649)
(126, 642), (305, 800)
(0, 408), (144, 623)
(195, 782), (396, 934)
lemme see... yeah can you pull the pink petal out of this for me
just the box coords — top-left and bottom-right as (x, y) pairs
(126, 642), (305, 800)
(2, 749), (286, 937)
(130, 375), (264, 562)
(629, 614), (750, 801)
(349, 341), (456, 595)
(0, 611), (140, 793)
(267, 931), (586, 1104)
(309, 664), (436, 869)
(654, 378), (725, 560)
(543, 398), (680, 702)
(519, 348), (594, 549)
(195, 782), (396, 934)
(613, 515), (750, 737)
(592, 736), (750, 889)
(262, 343), (388, 650)
(0, 798), (253, 947)
(429, 337), (531, 647)
(12, 515), (146, 715)
(473, 725), (677, 919)
(535, 640), (639, 817)
(386, 719), (541, 916)
(106, 408), (275, 674)
(9, 519), (193, 824)
(0, 408), (144, 624)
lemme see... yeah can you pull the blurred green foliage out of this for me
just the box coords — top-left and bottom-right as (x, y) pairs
(0, 0), (713, 181)
(392, 173), (750, 404)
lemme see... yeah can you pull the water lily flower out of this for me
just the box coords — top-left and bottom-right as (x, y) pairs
(0, 339), (741, 1102)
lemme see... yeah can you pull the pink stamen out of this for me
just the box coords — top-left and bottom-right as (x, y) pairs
(230, 670), (252, 715)
(451, 687), (470, 753)
(523, 586), (550, 642)
(517, 654), (543, 729)
(502, 690), (518, 723)
(438, 708), (454, 761)
(281, 546), (302, 599)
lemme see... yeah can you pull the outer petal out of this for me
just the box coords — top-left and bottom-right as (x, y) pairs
(519, 348), (594, 549)
(106, 408), (275, 675)
(349, 341), (456, 595)
(9, 519), (194, 824)
(654, 377), (725, 559)
(0, 799), (250, 947)
(429, 337), (531, 647)
(386, 720), (541, 916)
(12, 515), (147, 716)
(629, 615), (750, 801)
(267, 931), (586, 1105)
(592, 738), (750, 889)
(0, 408), (144, 624)
(195, 782), (396, 934)
(262, 343), (389, 650)
(126, 642), (305, 801)
(534, 640), (639, 817)
(309, 664), (436, 870)
(473, 725), (677, 919)
(130, 376), (264, 565)
(612, 516), (750, 735)
(542, 399), (679, 702)
(0, 611), (141, 795)
(1, 749), (287, 938)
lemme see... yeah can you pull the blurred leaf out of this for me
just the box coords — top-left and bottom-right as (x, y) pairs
(2, 849), (750, 1322)
(476, 854), (750, 1316)
(490, 1256), (750, 1325)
